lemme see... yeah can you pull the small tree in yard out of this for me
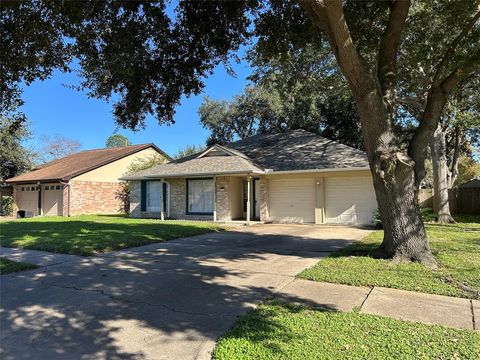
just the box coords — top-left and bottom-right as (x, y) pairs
(116, 154), (167, 214)
(2, 1), (480, 267)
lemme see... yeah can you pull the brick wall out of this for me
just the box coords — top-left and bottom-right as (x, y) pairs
(215, 176), (231, 221)
(129, 180), (141, 217)
(259, 177), (268, 221)
(68, 180), (123, 216)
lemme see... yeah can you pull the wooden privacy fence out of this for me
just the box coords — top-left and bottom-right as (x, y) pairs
(448, 188), (480, 214)
(418, 188), (480, 214)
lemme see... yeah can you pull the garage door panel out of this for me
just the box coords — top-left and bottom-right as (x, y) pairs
(17, 186), (39, 217)
(269, 179), (315, 223)
(325, 176), (376, 225)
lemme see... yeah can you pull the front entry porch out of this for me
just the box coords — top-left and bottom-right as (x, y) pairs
(215, 175), (262, 224)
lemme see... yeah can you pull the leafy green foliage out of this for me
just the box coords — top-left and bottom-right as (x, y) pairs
(1, 195), (14, 216)
(173, 144), (206, 159)
(2, 0), (261, 128)
(0, 116), (33, 182)
(299, 216), (480, 298)
(214, 302), (480, 360)
(0, 258), (37, 274)
(0, 215), (224, 256)
(105, 134), (131, 148)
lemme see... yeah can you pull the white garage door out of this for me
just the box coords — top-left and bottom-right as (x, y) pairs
(325, 176), (377, 225)
(17, 185), (39, 217)
(268, 178), (315, 223)
(42, 185), (63, 216)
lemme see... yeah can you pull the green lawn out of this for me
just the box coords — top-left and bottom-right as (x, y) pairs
(0, 215), (224, 256)
(0, 258), (37, 274)
(214, 301), (480, 360)
(299, 215), (480, 298)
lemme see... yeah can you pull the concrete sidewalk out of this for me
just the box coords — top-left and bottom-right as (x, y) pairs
(277, 279), (479, 330)
(0, 246), (81, 266)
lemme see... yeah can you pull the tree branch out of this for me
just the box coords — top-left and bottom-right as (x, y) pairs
(378, 0), (411, 105)
(433, 9), (480, 85)
(440, 49), (480, 93)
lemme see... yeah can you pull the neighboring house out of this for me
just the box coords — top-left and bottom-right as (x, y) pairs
(6, 144), (170, 217)
(125, 130), (378, 225)
(458, 178), (480, 189)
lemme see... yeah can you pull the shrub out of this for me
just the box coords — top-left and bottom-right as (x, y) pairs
(1, 196), (14, 216)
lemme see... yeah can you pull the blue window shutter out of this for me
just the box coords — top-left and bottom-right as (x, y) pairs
(163, 182), (167, 212)
(140, 181), (146, 212)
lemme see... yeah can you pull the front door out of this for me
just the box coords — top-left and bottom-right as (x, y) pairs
(253, 179), (260, 220)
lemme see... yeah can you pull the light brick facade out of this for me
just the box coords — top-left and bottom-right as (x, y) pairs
(215, 176), (231, 221)
(130, 175), (267, 222)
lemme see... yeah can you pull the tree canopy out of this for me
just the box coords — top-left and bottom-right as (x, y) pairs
(106, 134), (131, 148)
(0, 116), (33, 182)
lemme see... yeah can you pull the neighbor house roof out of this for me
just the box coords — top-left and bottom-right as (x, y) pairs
(124, 130), (369, 180)
(6, 144), (170, 184)
(458, 178), (480, 188)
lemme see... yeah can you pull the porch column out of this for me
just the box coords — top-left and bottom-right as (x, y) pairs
(160, 178), (165, 221)
(213, 176), (217, 222)
(246, 176), (251, 225)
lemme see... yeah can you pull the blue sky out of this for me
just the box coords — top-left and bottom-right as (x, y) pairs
(20, 57), (252, 157)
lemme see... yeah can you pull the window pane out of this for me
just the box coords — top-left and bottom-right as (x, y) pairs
(188, 179), (213, 213)
(146, 181), (162, 212)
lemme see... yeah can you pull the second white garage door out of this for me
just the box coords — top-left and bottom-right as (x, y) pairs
(325, 176), (376, 225)
(268, 178), (315, 223)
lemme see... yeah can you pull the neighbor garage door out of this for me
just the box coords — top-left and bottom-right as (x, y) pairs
(42, 184), (63, 216)
(325, 176), (376, 225)
(17, 185), (39, 216)
(268, 178), (315, 223)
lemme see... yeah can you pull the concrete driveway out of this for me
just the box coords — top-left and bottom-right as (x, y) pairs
(0, 224), (370, 360)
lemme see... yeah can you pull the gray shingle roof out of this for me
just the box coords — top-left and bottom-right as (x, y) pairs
(125, 130), (368, 179)
(123, 155), (264, 179)
(228, 129), (369, 171)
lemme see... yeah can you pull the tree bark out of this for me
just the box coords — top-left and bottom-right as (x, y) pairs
(299, 0), (437, 267)
(431, 125), (455, 223)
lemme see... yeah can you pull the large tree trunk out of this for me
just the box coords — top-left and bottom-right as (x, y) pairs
(431, 125), (455, 223)
(299, 0), (436, 267)
(371, 155), (436, 266)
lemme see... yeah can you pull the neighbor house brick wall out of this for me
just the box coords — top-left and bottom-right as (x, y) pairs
(62, 184), (69, 216)
(215, 176), (231, 221)
(68, 180), (123, 216)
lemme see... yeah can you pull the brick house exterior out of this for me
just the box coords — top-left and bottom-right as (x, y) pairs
(6, 144), (170, 217)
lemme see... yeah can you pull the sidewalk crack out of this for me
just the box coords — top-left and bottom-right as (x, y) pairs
(359, 286), (375, 310)
(470, 300), (476, 330)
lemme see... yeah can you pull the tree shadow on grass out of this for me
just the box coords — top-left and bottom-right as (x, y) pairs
(0, 220), (223, 256)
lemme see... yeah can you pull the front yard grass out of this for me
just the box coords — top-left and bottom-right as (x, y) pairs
(0, 215), (225, 256)
(299, 215), (480, 298)
(0, 258), (37, 274)
(214, 301), (480, 360)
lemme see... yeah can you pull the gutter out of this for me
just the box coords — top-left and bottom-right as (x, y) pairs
(264, 167), (370, 175)
(120, 170), (264, 181)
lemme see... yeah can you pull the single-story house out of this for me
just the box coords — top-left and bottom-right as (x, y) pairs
(6, 144), (169, 217)
(124, 130), (378, 225)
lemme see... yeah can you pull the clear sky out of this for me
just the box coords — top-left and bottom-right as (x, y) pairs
(20, 56), (252, 157)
